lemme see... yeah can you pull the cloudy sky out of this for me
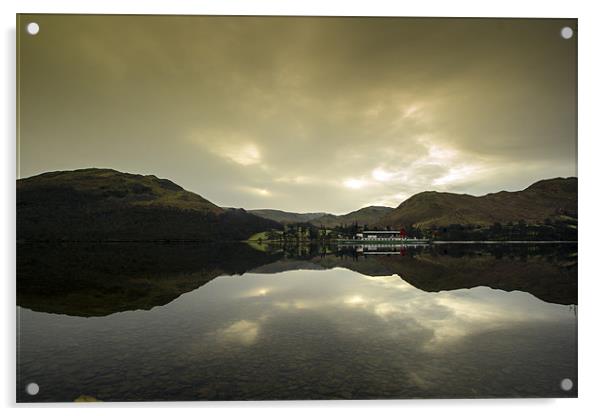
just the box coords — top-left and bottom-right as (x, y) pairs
(18, 15), (576, 214)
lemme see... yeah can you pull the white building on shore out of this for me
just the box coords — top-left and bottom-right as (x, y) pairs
(355, 230), (402, 240)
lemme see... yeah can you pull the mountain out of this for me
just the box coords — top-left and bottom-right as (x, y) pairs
(378, 177), (577, 229)
(17, 168), (281, 241)
(248, 209), (328, 224)
(309, 205), (393, 227)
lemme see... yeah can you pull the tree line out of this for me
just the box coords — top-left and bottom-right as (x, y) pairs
(262, 217), (577, 242)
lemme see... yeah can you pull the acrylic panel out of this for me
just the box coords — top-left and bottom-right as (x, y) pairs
(16, 14), (577, 402)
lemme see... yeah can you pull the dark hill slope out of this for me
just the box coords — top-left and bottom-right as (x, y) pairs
(17, 168), (281, 241)
(378, 177), (577, 228)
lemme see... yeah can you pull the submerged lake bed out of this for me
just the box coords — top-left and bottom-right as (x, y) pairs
(17, 242), (577, 401)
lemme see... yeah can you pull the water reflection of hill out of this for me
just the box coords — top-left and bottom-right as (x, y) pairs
(17, 243), (281, 317)
(374, 247), (576, 305)
(17, 243), (576, 317)
(253, 244), (578, 305)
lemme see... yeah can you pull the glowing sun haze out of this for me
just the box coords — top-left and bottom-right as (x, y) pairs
(18, 15), (576, 214)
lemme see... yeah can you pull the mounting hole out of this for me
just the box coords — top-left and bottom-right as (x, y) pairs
(560, 26), (573, 40)
(560, 378), (573, 391)
(26, 22), (40, 35)
(25, 382), (39, 396)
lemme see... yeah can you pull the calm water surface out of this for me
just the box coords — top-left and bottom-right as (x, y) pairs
(17, 243), (577, 401)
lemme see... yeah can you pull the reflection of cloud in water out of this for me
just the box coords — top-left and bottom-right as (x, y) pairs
(207, 269), (574, 353)
(359, 274), (415, 291)
(273, 300), (313, 310)
(344, 295), (368, 306)
(353, 274), (572, 349)
(216, 320), (260, 346)
(240, 287), (272, 298)
(17, 262), (576, 401)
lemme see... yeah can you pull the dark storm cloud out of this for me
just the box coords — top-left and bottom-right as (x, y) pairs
(18, 15), (576, 213)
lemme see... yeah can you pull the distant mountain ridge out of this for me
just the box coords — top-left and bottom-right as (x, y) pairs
(249, 178), (577, 230)
(310, 206), (394, 227)
(250, 206), (393, 227)
(378, 177), (577, 228)
(248, 209), (328, 224)
(17, 168), (281, 241)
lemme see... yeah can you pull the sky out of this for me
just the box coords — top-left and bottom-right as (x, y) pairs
(18, 15), (577, 214)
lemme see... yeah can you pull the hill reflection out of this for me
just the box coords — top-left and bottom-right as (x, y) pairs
(17, 243), (280, 317)
(17, 242), (577, 317)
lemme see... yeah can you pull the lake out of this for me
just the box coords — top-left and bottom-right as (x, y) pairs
(16, 242), (577, 401)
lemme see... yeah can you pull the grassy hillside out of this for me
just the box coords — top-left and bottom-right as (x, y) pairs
(17, 168), (281, 241)
(378, 177), (577, 229)
(18, 168), (224, 212)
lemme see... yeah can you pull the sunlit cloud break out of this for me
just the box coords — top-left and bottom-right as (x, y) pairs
(218, 143), (262, 166)
(243, 187), (272, 197)
(343, 178), (367, 190)
(372, 168), (394, 182)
